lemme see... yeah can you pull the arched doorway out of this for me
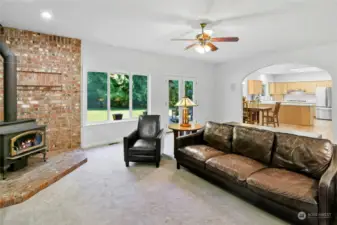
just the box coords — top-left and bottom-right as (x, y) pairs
(242, 63), (333, 140)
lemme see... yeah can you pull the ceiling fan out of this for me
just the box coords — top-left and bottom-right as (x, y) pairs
(171, 23), (239, 54)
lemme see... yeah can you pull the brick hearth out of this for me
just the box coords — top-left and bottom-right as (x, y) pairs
(0, 150), (87, 208)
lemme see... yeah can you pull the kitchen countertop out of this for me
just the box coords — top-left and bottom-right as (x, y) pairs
(260, 101), (316, 106)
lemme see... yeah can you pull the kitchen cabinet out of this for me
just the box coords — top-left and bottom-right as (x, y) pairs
(269, 82), (287, 95)
(274, 83), (288, 94)
(269, 81), (331, 95)
(316, 81), (332, 87)
(276, 83), (287, 94)
(302, 82), (316, 93)
(248, 80), (262, 95)
(269, 83), (276, 95)
(260, 104), (314, 126)
(287, 82), (301, 91)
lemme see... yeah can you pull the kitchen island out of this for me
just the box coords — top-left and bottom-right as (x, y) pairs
(259, 101), (315, 126)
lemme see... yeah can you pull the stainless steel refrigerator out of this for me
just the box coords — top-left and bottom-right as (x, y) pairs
(316, 87), (332, 120)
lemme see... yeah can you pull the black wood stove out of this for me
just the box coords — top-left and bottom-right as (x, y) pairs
(0, 41), (47, 180)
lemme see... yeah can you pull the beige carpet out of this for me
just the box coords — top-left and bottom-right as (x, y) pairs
(0, 134), (295, 225)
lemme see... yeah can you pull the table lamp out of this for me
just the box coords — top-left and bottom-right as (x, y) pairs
(175, 96), (197, 127)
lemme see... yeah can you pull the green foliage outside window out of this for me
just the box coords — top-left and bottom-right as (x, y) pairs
(87, 72), (148, 122)
(110, 74), (130, 108)
(132, 75), (148, 109)
(185, 81), (193, 100)
(169, 80), (179, 109)
(87, 72), (108, 109)
(87, 72), (108, 122)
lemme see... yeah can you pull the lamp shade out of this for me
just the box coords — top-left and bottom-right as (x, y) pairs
(175, 96), (197, 107)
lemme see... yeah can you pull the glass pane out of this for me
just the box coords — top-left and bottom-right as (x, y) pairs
(185, 81), (194, 121)
(110, 73), (130, 120)
(87, 72), (108, 122)
(169, 80), (179, 124)
(132, 75), (148, 118)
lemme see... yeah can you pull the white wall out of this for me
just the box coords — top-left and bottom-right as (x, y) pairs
(272, 71), (332, 82)
(81, 40), (215, 148)
(242, 72), (274, 99)
(214, 43), (337, 142)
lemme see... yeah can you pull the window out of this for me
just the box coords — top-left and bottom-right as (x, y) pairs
(87, 72), (149, 124)
(132, 75), (148, 117)
(110, 74), (130, 120)
(87, 72), (108, 122)
(168, 80), (180, 124)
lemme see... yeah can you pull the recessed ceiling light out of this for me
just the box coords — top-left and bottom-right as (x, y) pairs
(40, 10), (53, 20)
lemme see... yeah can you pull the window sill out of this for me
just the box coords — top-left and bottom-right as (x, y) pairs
(84, 119), (138, 127)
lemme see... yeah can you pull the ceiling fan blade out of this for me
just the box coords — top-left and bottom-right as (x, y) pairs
(171, 38), (197, 41)
(207, 43), (218, 52)
(185, 43), (198, 50)
(211, 37), (239, 42)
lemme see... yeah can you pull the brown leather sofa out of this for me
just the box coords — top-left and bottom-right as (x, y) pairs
(175, 122), (337, 225)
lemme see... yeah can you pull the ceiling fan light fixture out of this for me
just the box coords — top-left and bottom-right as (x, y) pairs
(195, 45), (211, 54)
(204, 29), (213, 36)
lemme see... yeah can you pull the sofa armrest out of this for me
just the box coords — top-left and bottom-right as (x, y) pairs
(155, 129), (165, 159)
(123, 130), (138, 161)
(176, 129), (205, 151)
(318, 145), (337, 225)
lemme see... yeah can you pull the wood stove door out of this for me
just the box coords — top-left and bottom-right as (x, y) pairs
(10, 130), (45, 156)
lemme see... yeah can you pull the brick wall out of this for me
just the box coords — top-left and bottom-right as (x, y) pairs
(0, 27), (81, 152)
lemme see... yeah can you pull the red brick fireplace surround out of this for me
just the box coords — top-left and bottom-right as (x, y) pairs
(0, 27), (81, 152)
(0, 27), (85, 207)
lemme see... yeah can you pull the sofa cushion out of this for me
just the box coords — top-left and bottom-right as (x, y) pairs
(206, 154), (266, 185)
(178, 145), (225, 162)
(203, 122), (233, 153)
(130, 139), (156, 151)
(232, 126), (274, 164)
(272, 133), (333, 179)
(129, 139), (156, 155)
(247, 168), (318, 212)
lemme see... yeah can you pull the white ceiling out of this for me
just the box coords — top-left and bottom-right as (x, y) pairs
(0, 0), (336, 63)
(258, 63), (325, 75)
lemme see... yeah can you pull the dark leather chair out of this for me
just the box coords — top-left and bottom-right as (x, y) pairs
(124, 115), (164, 168)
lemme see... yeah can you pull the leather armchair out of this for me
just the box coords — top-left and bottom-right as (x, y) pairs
(124, 115), (164, 168)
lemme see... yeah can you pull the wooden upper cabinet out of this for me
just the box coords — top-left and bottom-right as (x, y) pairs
(275, 83), (288, 94)
(303, 82), (316, 93)
(287, 82), (300, 91)
(268, 80), (331, 95)
(269, 82), (287, 95)
(269, 82), (276, 95)
(248, 80), (262, 95)
(316, 80), (332, 87)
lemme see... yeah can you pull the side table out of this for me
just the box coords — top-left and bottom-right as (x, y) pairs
(168, 123), (204, 153)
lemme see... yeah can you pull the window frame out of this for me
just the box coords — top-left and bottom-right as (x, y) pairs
(85, 70), (150, 125)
